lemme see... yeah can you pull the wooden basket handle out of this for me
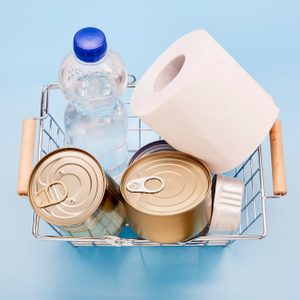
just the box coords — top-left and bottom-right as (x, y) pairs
(17, 118), (36, 196)
(269, 119), (287, 196)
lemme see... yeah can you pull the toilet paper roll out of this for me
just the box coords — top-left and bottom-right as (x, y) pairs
(131, 30), (279, 173)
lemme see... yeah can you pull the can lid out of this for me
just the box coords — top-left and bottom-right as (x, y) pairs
(28, 148), (106, 227)
(121, 151), (211, 216)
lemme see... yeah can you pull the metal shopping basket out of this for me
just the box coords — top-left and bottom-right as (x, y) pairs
(17, 78), (287, 247)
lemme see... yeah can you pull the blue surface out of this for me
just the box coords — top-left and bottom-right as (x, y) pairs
(1, 1), (299, 299)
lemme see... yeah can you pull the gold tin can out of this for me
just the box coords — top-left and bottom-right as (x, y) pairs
(28, 148), (125, 237)
(121, 151), (212, 243)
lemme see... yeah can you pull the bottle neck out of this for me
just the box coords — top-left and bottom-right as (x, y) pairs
(73, 49), (109, 66)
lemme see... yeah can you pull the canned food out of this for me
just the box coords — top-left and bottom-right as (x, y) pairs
(121, 151), (212, 243)
(129, 140), (175, 165)
(28, 148), (125, 237)
(207, 175), (244, 245)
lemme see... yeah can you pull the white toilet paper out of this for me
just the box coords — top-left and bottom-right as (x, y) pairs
(131, 29), (279, 173)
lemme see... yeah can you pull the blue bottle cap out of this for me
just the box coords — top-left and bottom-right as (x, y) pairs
(73, 27), (107, 63)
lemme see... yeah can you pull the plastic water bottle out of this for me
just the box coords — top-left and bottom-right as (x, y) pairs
(58, 27), (128, 180)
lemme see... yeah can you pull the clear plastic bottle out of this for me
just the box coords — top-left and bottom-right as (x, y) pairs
(58, 27), (128, 180)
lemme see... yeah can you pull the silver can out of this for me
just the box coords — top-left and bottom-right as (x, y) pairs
(207, 175), (244, 245)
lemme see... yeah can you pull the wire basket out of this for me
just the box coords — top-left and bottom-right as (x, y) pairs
(17, 79), (286, 247)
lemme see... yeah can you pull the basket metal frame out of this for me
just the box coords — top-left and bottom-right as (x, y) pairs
(29, 81), (280, 247)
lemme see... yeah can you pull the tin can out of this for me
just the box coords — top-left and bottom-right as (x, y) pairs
(121, 151), (212, 243)
(207, 175), (244, 245)
(28, 148), (125, 237)
(129, 140), (175, 165)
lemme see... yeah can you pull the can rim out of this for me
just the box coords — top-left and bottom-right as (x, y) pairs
(121, 151), (212, 216)
(28, 147), (107, 227)
(128, 139), (174, 165)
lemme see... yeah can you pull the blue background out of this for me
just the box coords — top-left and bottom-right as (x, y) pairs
(1, 1), (299, 299)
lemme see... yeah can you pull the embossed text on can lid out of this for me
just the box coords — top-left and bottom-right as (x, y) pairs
(28, 148), (106, 227)
(121, 151), (211, 216)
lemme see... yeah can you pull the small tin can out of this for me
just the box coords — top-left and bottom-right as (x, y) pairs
(207, 175), (244, 245)
(121, 151), (212, 243)
(129, 140), (175, 165)
(28, 148), (125, 237)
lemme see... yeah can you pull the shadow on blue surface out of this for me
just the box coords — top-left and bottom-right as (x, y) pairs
(55, 245), (224, 299)
(75, 245), (224, 279)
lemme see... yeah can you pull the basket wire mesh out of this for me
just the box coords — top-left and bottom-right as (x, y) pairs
(30, 81), (275, 247)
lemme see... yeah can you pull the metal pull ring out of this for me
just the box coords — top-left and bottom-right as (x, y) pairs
(126, 176), (165, 194)
(34, 181), (68, 208)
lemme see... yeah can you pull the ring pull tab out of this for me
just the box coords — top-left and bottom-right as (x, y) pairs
(126, 176), (165, 194)
(34, 181), (68, 208)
